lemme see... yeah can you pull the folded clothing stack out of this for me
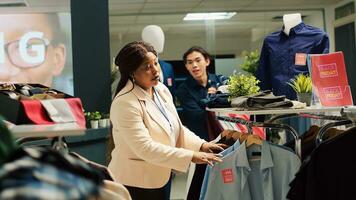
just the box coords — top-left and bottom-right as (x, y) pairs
(231, 90), (294, 110)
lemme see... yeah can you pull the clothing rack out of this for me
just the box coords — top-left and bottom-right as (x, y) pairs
(216, 116), (301, 157)
(315, 119), (354, 145)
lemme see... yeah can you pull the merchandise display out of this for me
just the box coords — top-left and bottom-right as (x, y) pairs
(256, 21), (329, 100)
(1, 1), (356, 199)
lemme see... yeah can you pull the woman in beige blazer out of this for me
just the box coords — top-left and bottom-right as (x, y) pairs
(109, 41), (224, 200)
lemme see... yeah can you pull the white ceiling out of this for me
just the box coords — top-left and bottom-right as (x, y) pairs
(108, 0), (341, 39)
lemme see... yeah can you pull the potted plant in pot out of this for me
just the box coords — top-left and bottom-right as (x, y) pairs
(89, 111), (101, 129)
(287, 73), (312, 106)
(99, 112), (110, 128)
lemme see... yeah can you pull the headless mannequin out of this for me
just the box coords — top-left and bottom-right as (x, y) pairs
(142, 25), (165, 82)
(283, 13), (302, 36)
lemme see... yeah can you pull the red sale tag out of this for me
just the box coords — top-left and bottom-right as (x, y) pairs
(295, 53), (307, 66)
(221, 168), (234, 183)
(167, 78), (173, 86)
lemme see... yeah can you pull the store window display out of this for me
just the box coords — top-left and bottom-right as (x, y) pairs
(109, 41), (225, 200)
(142, 25), (175, 97)
(256, 13), (329, 100)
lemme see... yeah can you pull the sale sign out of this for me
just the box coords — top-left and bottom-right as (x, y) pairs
(309, 52), (353, 106)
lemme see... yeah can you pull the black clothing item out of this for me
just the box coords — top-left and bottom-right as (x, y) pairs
(200, 93), (231, 108)
(231, 90), (293, 110)
(284, 125), (343, 161)
(125, 177), (172, 200)
(187, 164), (206, 200)
(287, 127), (356, 200)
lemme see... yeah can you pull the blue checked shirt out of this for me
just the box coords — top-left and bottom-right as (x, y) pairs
(256, 22), (329, 100)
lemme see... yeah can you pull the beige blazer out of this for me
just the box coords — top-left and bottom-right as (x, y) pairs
(109, 81), (205, 189)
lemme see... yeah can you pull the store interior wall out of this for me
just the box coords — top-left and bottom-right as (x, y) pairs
(109, 9), (326, 79)
(71, 0), (111, 113)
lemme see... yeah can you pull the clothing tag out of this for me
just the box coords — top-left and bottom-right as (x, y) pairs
(221, 168), (234, 183)
(167, 78), (173, 86)
(295, 53), (307, 66)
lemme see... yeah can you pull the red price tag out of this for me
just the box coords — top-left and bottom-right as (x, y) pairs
(221, 168), (234, 183)
(295, 53), (307, 66)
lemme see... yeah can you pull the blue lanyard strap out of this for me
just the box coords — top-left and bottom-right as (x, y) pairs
(153, 89), (171, 126)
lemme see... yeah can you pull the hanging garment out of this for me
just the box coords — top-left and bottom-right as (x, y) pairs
(256, 22), (329, 100)
(284, 125), (343, 160)
(199, 140), (241, 200)
(287, 127), (356, 200)
(203, 141), (300, 200)
(0, 156), (100, 200)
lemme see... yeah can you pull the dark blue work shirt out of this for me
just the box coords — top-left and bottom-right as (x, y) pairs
(176, 73), (227, 140)
(256, 22), (329, 100)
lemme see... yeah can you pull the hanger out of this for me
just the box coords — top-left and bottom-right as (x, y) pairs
(52, 136), (69, 154)
(245, 135), (262, 147)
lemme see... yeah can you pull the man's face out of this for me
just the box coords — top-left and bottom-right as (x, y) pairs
(185, 51), (210, 80)
(0, 14), (66, 87)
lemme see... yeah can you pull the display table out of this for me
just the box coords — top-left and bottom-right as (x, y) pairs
(206, 106), (343, 116)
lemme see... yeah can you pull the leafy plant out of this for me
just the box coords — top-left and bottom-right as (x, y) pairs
(240, 50), (259, 75)
(227, 73), (260, 98)
(101, 112), (110, 119)
(87, 111), (102, 120)
(287, 74), (312, 94)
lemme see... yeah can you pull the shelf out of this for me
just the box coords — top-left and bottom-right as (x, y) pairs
(9, 122), (86, 138)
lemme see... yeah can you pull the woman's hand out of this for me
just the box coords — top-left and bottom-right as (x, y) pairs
(200, 142), (227, 153)
(192, 152), (222, 166)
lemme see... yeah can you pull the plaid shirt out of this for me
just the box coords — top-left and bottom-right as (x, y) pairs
(0, 147), (104, 200)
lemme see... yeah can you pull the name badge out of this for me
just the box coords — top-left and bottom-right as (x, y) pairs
(295, 53), (307, 66)
(167, 78), (173, 86)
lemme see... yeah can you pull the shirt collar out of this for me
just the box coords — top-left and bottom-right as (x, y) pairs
(280, 22), (305, 36)
(235, 141), (274, 170)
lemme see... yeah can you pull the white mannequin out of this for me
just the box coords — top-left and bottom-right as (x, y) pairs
(283, 13), (302, 35)
(142, 25), (165, 81)
(141, 25), (165, 53)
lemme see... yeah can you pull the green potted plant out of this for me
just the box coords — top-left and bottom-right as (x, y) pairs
(89, 111), (101, 129)
(240, 50), (259, 75)
(227, 73), (260, 99)
(84, 111), (91, 128)
(287, 73), (312, 106)
(99, 112), (110, 128)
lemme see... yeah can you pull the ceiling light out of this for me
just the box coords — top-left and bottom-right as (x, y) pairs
(183, 12), (236, 21)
